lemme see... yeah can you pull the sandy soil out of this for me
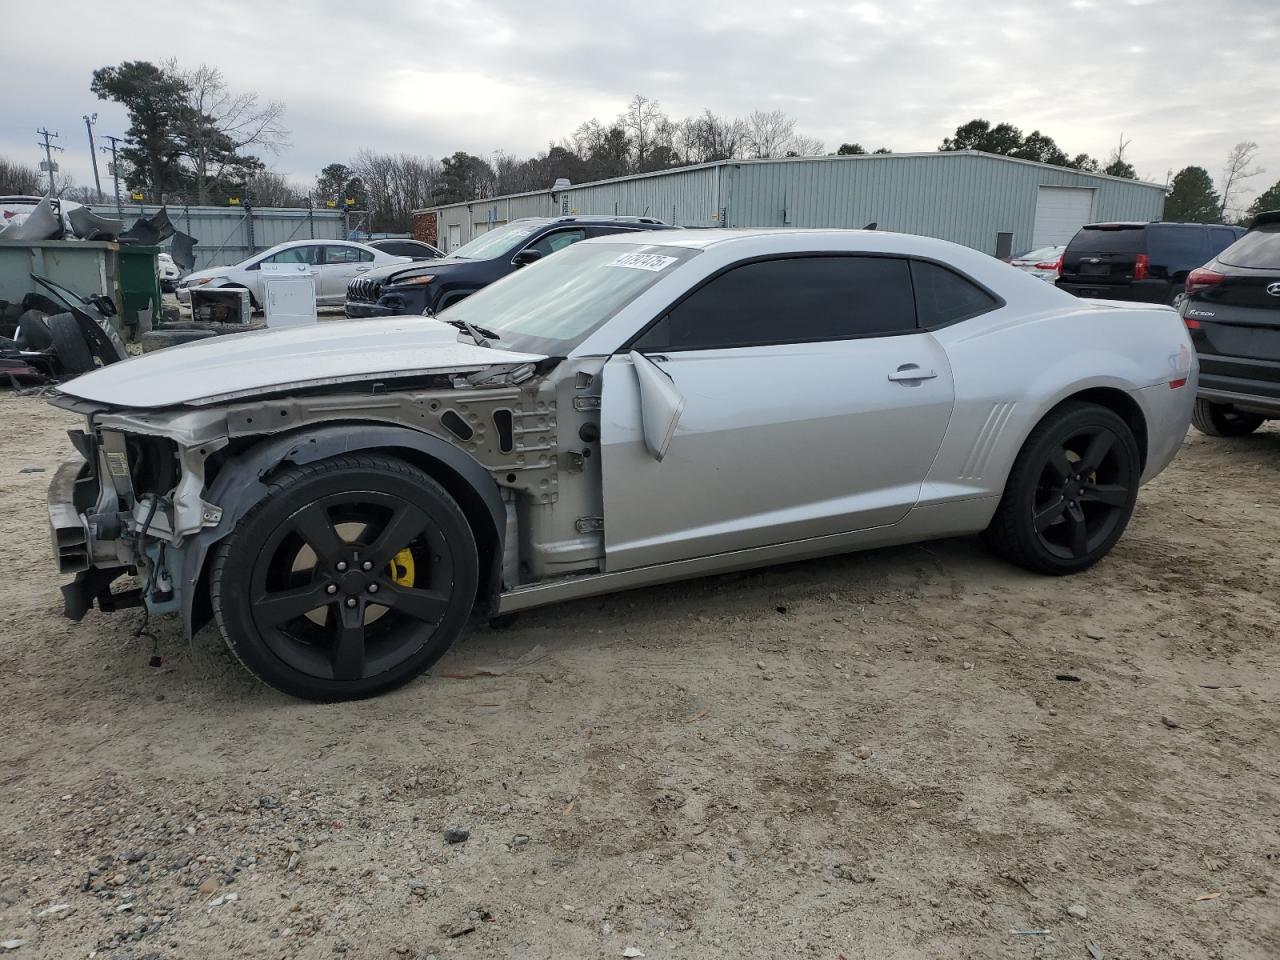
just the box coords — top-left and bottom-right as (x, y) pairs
(0, 395), (1276, 960)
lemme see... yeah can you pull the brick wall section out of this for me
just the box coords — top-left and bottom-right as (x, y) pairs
(410, 211), (438, 247)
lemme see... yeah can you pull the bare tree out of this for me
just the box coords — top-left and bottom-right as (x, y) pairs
(1219, 141), (1265, 221)
(675, 111), (747, 164)
(244, 169), (308, 207)
(0, 156), (41, 195)
(351, 151), (441, 231)
(745, 109), (796, 159)
(786, 134), (826, 157)
(618, 95), (667, 172)
(176, 61), (289, 204)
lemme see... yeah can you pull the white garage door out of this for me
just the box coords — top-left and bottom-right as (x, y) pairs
(1032, 187), (1095, 249)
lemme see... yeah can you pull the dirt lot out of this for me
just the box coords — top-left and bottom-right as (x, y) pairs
(0, 395), (1276, 960)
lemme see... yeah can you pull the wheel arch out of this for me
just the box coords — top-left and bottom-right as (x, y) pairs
(1054, 385), (1149, 472)
(183, 422), (505, 639)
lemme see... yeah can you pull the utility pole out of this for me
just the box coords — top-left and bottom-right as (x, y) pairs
(82, 113), (103, 203)
(36, 128), (63, 196)
(101, 134), (124, 216)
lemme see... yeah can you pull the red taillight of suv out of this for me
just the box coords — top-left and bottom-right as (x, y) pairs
(1185, 267), (1224, 296)
(1133, 253), (1150, 281)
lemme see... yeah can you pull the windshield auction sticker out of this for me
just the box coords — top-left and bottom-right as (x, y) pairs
(607, 253), (678, 272)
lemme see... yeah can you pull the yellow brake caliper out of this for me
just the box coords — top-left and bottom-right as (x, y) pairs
(389, 548), (416, 587)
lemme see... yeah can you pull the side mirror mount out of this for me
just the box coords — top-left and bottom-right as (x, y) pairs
(512, 249), (543, 268)
(628, 350), (685, 461)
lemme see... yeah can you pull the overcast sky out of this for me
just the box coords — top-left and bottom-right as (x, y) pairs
(4, 0), (1277, 207)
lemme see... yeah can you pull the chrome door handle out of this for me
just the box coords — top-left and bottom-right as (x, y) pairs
(888, 364), (937, 382)
(355, 266), (371, 272)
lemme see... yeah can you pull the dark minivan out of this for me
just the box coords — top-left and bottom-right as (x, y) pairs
(1057, 221), (1244, 304)
(1180, 210), (1280, 436)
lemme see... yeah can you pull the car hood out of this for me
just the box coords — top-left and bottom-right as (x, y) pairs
(364, 256), (477, 285)
(58, 316), (546, 409)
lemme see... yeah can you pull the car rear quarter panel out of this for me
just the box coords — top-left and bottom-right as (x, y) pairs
(923, 301), (1194, 508)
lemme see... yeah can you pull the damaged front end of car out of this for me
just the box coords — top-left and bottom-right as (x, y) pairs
(49, 400), (232, 623)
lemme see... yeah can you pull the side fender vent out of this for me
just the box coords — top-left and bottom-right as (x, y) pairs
(493, 409), (514, 453)
(440, 410), (474, 442)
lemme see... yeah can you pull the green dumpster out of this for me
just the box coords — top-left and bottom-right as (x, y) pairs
(116, 244), (164, 335)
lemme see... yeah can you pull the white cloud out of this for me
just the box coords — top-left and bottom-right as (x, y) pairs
(1, 0), (1276, 204)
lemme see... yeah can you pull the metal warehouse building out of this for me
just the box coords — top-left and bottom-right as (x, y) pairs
(415, 150), (1165, 258)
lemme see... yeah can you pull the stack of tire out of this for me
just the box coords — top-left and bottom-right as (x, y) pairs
(0, 295), (101, 377)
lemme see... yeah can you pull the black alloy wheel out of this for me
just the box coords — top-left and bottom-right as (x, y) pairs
(985, 401), (1140, 574)
(211, 454), (477, 700)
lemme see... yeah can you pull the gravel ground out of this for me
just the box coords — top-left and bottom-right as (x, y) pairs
(0, 395), (1276, 960)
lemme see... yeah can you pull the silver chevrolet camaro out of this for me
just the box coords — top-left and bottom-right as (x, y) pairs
(47, 228), (1196, 700)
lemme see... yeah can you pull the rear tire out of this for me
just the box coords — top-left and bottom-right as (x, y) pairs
(48, 312), (95, 375)
(210, 454), (478, 701)
(1191, 398), (1264, 437)
(984, 401), (1140, 575)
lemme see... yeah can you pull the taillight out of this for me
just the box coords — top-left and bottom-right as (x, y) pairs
(1185, 267), (1224, 296)
(1133, 253), (1150, 281)
(1034, 256), (1061, 271)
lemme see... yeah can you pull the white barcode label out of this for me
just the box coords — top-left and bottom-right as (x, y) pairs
(607, 253), (677, 272)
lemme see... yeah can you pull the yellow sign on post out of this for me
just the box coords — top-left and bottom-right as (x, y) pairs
(344, 198), (355, 207)
(228, 197), (241, 206)
(325, 200), (337, 209)
(130, 191), (143, 202)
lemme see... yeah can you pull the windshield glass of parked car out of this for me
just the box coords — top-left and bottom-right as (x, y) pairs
(438, 242), (701, 355)
(449, 221), (544, 260)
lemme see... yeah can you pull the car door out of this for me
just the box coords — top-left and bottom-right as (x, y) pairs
(319, 245), (373, 301)
(599, 254), (956, 572)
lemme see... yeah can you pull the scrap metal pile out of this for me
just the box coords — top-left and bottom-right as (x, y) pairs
(1, 196), (199, 382)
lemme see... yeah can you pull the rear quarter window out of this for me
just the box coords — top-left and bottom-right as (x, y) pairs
(911, 260), (1000, 326)
(1219, 225), (1280, 269)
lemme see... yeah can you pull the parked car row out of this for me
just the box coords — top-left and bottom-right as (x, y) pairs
(1047, 215), (1278, 439)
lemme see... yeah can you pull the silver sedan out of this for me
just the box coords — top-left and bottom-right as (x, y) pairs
(48, 228), (1196, 700)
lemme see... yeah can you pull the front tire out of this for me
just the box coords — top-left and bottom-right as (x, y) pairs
(210, 454), (477, 701)
(1191, 398), (1265, 437)
(984, 401), (1140, 575)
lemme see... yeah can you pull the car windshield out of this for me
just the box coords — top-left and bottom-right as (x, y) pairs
(449, 221), (545, 260)
(439, 242), (700, 355)
(1219, 224), (1280, 269)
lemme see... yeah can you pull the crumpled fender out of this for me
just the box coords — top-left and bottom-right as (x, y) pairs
(177, 423), (505, 638)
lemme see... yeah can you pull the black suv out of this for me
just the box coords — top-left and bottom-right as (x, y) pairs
(346, 215), (675, 318)
(1057, 221), (1244, 304)
(1179, 210), (1280, 436)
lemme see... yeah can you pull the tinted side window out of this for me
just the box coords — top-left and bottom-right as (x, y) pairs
(526, 228), (586, 257)
(634, 256), (915, 352)
(1209, 228), (1238, 255)
(325, 245), (368, 264)
(1146, 225), (1208, 266)
(263, 245), (321, 265)
(912, 260), (999, 326)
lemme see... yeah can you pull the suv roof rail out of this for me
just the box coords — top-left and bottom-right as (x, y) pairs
(552, 214), (669, 225)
